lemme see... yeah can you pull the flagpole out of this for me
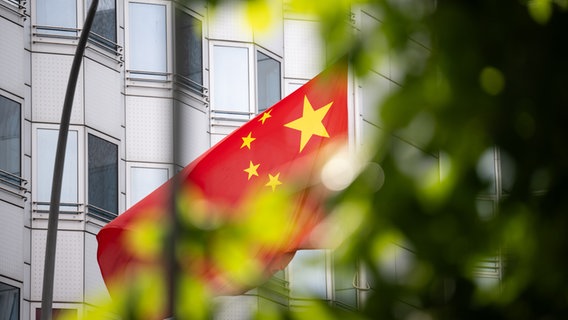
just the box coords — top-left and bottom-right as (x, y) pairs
(40, 0), (99, 318)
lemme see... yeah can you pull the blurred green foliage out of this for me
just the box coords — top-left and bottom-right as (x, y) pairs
(87, 0), (568, 319)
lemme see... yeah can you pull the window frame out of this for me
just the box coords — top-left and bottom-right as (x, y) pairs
(210, 41), (255, 116)
(125, 0), (172, 84)
(86, 130), (119, 222)
(126, 162), (171, 208)
(33, 0), (82, 39)
(31, 124), (85, 217)
(0, 279), (20, 320)
(173, 5), (205, 95)
(254, 48), (283, 114)
(0, 92), (24, 199)
(86, 0), (119, 51)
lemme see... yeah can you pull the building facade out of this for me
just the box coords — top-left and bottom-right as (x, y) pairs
(0, 0), (500, 319)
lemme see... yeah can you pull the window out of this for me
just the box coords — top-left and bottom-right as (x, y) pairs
(175, 9), (203, 91)
(256, 51), (281, 112)
(36, 0), (77, 35)
(212, 45), (250, 113)
(37, 129), (78, 211)
(129, 167), (168, 207)
(0, 95), (20, 185)
(129, 2), (167, 80)
(88, 0), (117, 48)
(289, 250), (328, 299)
(88, 134), (118, 219)
(0, 282), (19, 320)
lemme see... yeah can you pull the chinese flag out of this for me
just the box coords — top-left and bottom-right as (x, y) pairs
(97, 59), (348, 296)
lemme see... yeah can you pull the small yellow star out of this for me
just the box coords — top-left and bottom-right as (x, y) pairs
(284, 95), (333, 152)
(243, 161), (260, 180)
(258, 110), (272, 124)
(265, 173), (282, 192)
(240, 132), (256, 149)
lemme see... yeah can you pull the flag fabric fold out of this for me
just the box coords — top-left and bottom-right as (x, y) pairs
(97, 59), (348, 296)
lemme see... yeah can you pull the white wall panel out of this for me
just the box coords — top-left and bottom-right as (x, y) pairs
(360, 71), (390, 127)
(0, 18), (24, 97)
(125, 96), (173, 163)
(284, 20), (323, 79)
(208, 2), (253, 42)
(0, 202), (23, 280)
(85, 59), (122, 139)
(214, 296), (257, 320)
(31, 230), (84, 302)
(253, 0), (284, 56)
(84, 233), (111, 305)
(174, 101), (209, 166)
(31, 53), (84, 124)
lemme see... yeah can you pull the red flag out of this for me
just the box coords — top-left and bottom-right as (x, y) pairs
(97, 59), (348, 296)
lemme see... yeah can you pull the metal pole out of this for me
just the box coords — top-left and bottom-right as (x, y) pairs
(40, 0), (99, 318)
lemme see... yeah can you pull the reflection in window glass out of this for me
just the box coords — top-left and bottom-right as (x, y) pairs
(289, 250), (327, 299)
(0, 96), (20, 179)
(88, 134), (118, 214)
(213, 46), (249, 112)
(175, 9), (202, 88)
(334, 254), (357, 309)
(37, 129), (78, 205)
(130, 167), (168, 207)
(477, 148), (496, 195)
(88, 0), (116, 45)
(0, 282), (19, 320)
(129, 3), (167, 78)
(257, 52), (281, 112)
(36, 0), (76, 31)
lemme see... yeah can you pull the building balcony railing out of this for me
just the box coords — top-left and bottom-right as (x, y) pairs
(0, 169), (28, 201)
(33, 201), (83, 215)
(86, 204), (117, 223)
(174, 73), (208, 102)
(0, 0), (26, 18)
(127, 70), (171, 84)
(33, 25), (80, 40)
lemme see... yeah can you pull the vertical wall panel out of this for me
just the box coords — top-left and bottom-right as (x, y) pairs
(208, 2), (253, 42)
(283, 20), (323, 79)
(31, 53), (84, 124)
(253, 0), (284, 56)
(0, 18), (24, 97)
(214, 296), (257, 320)
(125, 96), (173, 163)
(0, 202), (23, 281)
(31, 230), (84, 302)
(85, 59), (122, 139)
(174, 101), (209, 166)
(84, 233), (111, 304)
(360, 71), (390, 127)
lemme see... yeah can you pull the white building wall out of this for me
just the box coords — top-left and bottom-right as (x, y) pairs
(0, 0), (450, 318)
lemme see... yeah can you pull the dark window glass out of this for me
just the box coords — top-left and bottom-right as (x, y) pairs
(257, 51), (281, 112)
(88, 0), (117, 46)
(88, 134), (118, 215)
(0, 95), (20, 180)
(0, 282), (19, 320)
(175, 9), (203, 89)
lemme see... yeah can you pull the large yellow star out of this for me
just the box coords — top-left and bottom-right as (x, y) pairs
(243, 161), (260, 180)
(240, 132), (256, 149)
(284, 95), (333, 152)
(265, 173), (282, 191)
(258, 110), (272, 124)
